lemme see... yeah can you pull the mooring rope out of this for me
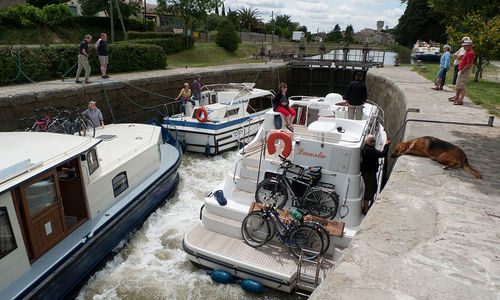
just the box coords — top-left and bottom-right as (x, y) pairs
(101, 83), (116, 123)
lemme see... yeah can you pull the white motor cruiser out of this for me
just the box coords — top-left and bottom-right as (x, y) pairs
(183, 93), (387, 294)
(163, 83), (274, 155)
(0, 123), (181, 299)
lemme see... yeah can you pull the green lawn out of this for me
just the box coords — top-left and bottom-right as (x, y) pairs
(411, 62), (500, 116)
(167, 42), (263, 67)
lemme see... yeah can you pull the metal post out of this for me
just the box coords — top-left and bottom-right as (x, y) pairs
(109, 0), (114, 42)
(114, 0), (127, 40)
(144, 0), (147, 30)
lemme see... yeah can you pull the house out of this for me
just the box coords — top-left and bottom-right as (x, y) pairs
(0, 0), (24, 10)
(353, 21), (395, 45)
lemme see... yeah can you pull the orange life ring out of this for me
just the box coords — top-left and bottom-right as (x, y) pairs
(195, 107), (208, 122)
(267, 131), (292, 157)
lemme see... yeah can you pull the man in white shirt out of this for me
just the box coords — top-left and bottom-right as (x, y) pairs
(451, 36), (468, 85)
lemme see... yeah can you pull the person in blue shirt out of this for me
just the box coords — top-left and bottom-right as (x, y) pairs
(432, 45), (451, 90)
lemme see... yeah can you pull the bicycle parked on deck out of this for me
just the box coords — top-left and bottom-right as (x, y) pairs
(255, 155), (339, 219)
(241, 204), (330, 259)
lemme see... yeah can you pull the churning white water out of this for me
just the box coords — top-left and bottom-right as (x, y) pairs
(77, 152), (295, 300)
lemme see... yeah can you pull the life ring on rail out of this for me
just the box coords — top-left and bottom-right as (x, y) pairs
(195, 107), (208, 122)
(267, 131), (292, 157)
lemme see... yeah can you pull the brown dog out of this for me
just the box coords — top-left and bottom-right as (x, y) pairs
(391, 136), (481, 179)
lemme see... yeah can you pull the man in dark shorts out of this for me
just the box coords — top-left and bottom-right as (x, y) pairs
(95, 33), (110, 79)
(75, 34), (93, 84)
(361, 135), (390, 214)
(344, 71), (367, 120)
(192, 75), (201, 101)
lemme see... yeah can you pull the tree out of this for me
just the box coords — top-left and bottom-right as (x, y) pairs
(344, 24), (354, 43)
(78, 0), (140, 18)
(395, 0), (446, 46)
(237, 6), (261, 31)
(26, 0), (69, 8)
(221, 3), (225, 16)
(157, 0), (216, 46)
(447, 13), (500, 82)
(326, 24), (342, 42)
(215, 19), (239, 52)
(275, 14), (296, 32)
(226, 10), (239, 28)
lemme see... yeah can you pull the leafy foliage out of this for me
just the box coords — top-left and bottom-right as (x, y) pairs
(275, 15), (296, 33)
(237, 6), (261, 31)
(344, 25), (355, 43)
(128, 36), (194, 54)
(77, 0), (140, 18)
(215, 19), (239, 52)
(326, 24), (342, 42)
(0, 43), (166, 85)
(447, 13), (500, 81)
(428, 0), (498, 21)
(26, 0), (69, 8)
(395, 0), (446, 46)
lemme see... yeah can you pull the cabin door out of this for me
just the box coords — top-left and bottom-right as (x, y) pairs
(19, 169), (66, 260)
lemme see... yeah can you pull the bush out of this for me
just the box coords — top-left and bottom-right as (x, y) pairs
(215, 20), (239, 53)
(0, 43), (165, 85)
(128, 31), (194, 50)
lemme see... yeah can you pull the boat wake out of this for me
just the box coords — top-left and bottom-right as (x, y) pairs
(77, 152), (293, 300)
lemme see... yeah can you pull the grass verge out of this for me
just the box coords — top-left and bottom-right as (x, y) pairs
(411, 62), (500, 116)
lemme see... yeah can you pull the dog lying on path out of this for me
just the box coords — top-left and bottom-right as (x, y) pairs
(391, 136), (482, 179)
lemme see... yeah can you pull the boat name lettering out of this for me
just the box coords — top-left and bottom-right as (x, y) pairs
(296, 148), (327, 159)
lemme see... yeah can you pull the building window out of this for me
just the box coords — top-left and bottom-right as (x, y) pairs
(68, 5), (77, 15)
(87, 148), (99, 176)
(112, 172), (128, 198)
(0, 207), (17, 259)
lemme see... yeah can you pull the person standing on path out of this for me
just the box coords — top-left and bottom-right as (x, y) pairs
(343, 71), (367, 120)
(82, 101), (104, 128)
(95, 33), (110, 79)
(432, 45), (451, 90)
(192, 75), (201, 102)
(360, 135), (390, 215)
(450, 37), (474, 105)
(451, 36), (468, 85)
(75, 34), (93, 84)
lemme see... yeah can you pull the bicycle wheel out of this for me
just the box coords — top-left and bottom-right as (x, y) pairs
(255, 178), (288, 209)
(305, 221), (330, 255)
(78, 118), (95, 137)
(289, 224), (324, 259)
(301, 188), (339, 219)
(241, 211), (271, 248)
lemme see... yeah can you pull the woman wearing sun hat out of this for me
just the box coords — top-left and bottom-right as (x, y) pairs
(432, 44), (451, 90)
(450, 37), (474, 105)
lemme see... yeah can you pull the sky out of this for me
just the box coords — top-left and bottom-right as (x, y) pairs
(147, 0), (407, 33)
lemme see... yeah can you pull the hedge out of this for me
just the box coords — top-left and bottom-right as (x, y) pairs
(58, 16), (155, 32)
(0, 43), (166, 85)
(128, 37), (192, 54)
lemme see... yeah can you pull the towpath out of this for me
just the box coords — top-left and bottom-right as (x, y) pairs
(311, 66), (500, 299)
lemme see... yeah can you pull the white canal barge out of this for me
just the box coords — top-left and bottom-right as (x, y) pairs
(163, 83), (274, 155)
(183, 93), (387, 294)
(0, 123), (181, 299)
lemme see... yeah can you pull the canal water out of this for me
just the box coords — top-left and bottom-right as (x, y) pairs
(77, 152), (296, 300)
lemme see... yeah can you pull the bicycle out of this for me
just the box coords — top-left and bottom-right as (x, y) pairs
(50, 106), (95, 137)
(241, 204), (328, 259)
(255, 155), (339, 219)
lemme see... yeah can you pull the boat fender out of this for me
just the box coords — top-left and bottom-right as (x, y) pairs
(204, 140), (211, 156)
(210, 270), (233, 284)
(273, 114), (282, 129)
(240, 279), (266, 294)
(196, 107), (208, 122)
(213, 190), (227, 206)
(267, 131), (292, 157)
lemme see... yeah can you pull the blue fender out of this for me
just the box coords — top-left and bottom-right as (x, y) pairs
(210, 270), (233, 284)
(241, 279), (266, 294)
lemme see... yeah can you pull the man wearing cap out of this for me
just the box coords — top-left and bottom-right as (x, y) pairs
(432, 44), (451, 90)
(450, 37), (474, 105)
(192, 75), (201, 102)
(75, 34), (93, 84)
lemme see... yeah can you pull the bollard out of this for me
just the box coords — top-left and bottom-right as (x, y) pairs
(416, 60), (422, 66)
(488, 115), (495, 126)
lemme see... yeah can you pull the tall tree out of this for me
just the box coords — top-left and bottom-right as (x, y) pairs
(78, 0), (140, 18)
(221, 3), (225, 16)
(237, 6), (261, 31)
(157, 0), (216, 45)
(275, 14), (296, 32)
(344, 24), (354, 43)
(447, 13), (500, 82)
(395, 0), (446, 46)
(326, 24), (342, 42)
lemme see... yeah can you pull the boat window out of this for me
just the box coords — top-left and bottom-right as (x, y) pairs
(87, 148), (99, 176)
(247, 95), (274, 114)
(112, 171), (129, 198)
(25, 176), (58, 216)
(224, 108), (240, 118)
(0, 207), (17, 259)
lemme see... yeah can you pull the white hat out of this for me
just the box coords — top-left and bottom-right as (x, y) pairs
(461, 37), (473, 46)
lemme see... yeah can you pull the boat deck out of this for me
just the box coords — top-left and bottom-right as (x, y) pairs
(186, 223), (335, 285)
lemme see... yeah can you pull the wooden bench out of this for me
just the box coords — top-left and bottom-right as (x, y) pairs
(248, 202), (344, 237)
